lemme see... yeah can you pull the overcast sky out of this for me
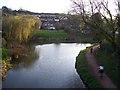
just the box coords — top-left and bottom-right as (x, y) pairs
(0, 0), (117, 14)
(0, 0), (72, 13)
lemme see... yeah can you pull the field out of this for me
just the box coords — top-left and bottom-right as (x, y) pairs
(31, 29), (95, 44)
(32, 30), (68, 38)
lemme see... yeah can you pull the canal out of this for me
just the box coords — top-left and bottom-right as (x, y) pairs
(2, 43), (91, 88)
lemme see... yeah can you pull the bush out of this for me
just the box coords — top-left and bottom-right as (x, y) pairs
(64, 26), (72, 33)
(101, 42), (114, 52)
(2, 47), (9, 58)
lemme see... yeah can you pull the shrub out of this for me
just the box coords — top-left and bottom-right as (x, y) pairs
(2, 47), (9, 58)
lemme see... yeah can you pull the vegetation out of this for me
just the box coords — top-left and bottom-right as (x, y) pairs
(2, 47), (9, 58)
(1, 59), (13, 80)
(30, 29), (95, 43)
(64, 14), (82, 33)
(76, 44), (120, 88)
(75, 49), (101, 88)
(31, 30), (68, 43)
(94, 48), (120, 89)
(1, 47), (13, 80)
(54, 22), (64, 30)
(1, 2), (119, 87)
(2, 14), (41, 43)
(71, 0), (120, 55)
(32, 30), (68, 38)
(2, 7), (41, 59)
(1, 7), (41, 80)
(71, 1), (120, 87)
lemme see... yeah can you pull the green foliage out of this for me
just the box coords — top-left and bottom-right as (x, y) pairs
(2, 14), (41, 42)
(95, 48), (120, 89)
(2, 58), (13, 77)
(32, 30), (68, 38)
(101, 42), (114, 52)
(31, 29), (95, 43)
(76, 50), (101, 88)
(2, 47), (9, 59)
(2, 59), (9, 64)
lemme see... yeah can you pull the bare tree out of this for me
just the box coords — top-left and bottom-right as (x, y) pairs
(71, 0), (119, 51)
(115, 0), (120, 54)
(116, 0), (120, 12)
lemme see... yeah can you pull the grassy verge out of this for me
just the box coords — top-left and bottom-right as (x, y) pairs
(30, 30), (69, 43)
(75, 49), (101, 88)
(30, 29), (95, 43)
(94, 49), (120, 89)
(32, 30), (68, 38)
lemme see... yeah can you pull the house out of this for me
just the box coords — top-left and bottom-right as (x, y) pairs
(33, 13), (68, 30)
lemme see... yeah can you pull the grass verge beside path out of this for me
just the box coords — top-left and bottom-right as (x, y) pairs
(75, 49), (101, 88)
(94, 49), (120, 89)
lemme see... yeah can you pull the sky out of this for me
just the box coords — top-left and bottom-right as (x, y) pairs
(0, 0), (117, 14)
(0, 0), (72, 13)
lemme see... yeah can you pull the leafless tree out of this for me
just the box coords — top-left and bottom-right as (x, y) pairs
(115, 0), (120, 53)
(71, 0), (119, 51)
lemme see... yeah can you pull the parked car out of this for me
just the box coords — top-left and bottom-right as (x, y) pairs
(47, 26), (55, 30)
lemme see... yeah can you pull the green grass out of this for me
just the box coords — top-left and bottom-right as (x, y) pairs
(94, 49), (120, 89)
(76, 49), (101, 88)
(2, 47), (9, 59)
(31, 29), (95, 43)
(32, 30), (68, 38)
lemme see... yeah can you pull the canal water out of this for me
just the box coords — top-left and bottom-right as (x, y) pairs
(2, 43), (91, 88)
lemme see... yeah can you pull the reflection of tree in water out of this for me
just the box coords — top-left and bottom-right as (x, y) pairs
(12, 45), (39, 70)
(54, 43), (60, 48)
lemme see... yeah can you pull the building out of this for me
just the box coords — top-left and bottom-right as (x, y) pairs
(33, 13), (68, 30)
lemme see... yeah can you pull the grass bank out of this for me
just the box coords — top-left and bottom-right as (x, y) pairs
(32, 30), (68, 38)
(94, 48), (120, 89)
(75, 49), (101, 88)
(30, 30), (69, 43)
(30, 30), (95, 43)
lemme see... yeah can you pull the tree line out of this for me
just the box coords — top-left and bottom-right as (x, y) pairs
(70, 0), (120, 55)
(2, 7), (41, 44)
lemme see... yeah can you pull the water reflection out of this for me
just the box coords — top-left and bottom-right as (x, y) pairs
(12, 45), (39, 70)
(3, 43), (91, 88)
